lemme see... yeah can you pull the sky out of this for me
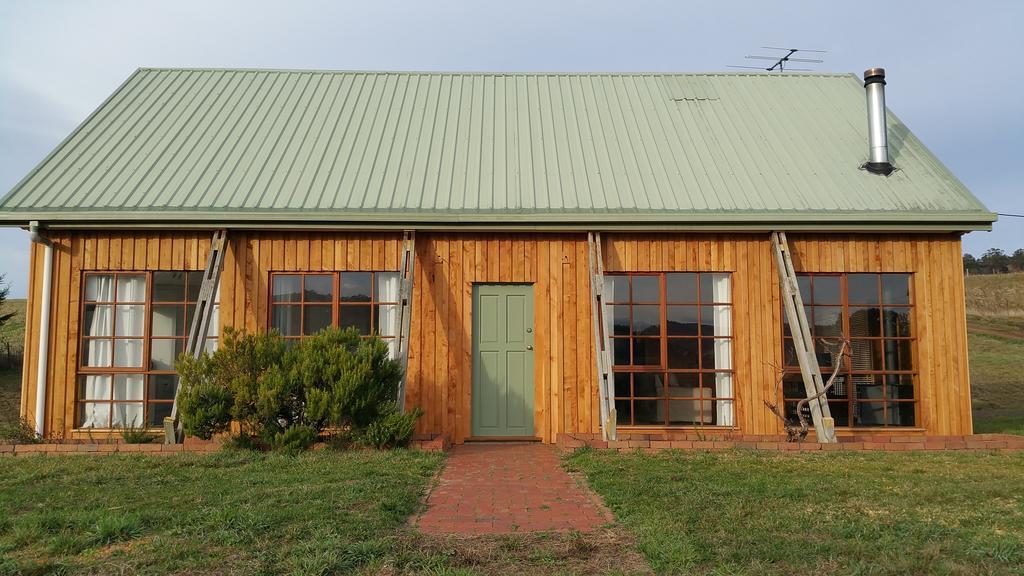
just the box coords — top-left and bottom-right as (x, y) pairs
(1, 0), (1021, 297)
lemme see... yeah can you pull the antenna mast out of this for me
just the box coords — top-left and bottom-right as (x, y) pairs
(728, 47), (827, 72)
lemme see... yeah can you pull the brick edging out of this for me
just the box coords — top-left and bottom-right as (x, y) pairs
(557, 432), (1024, 452)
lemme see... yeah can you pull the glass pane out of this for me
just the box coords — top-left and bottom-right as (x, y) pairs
(811, 276), (840, 304)
(667, 372), (699, 397)
(828, 401), (850, 427)
(853, 374), (884, 400)
(116, 275), (147, 303)
(608, 275), (630, 302)
(632, 305), (660, 336)
(667, 305), (698, 336)
(187, 271), (205, 301)
(699, 274), (717, 303)
(633, 399), (662, 425)
(303, 305), (333, 335)
(304, 275), (333, 302)
(204, 338), (218, 354)
(848, 274), (879, 305)
(148, 403), (173, 427)
(666, 273), (698, 303)
(848, 307), (881, 338)
(698, 306), (721, 336)
(827, 373), (849, 400)
(882, 274), (910, 305)
(885, 375), (915, 399)
(376, 304), (398, 337)
(115, 305), (145, 337)
(633, 373), (665, 397)
(340, 272), (372, 302)
(153, 271), (186, 302)
(83, 304), (113, 337)
(612, 338), (630, 366)
(82, 339), (112, 367)
(114, 374), (145, 401)
(112, 403), (145, 428)
(667, 338), (698, 369)
(150, 374), (178, 400)
(814, 339), (843, 369)
(149, 339), (183, 371)
(339, 305), (372, 334)
(79, 374), (111, 400)
(151, 305), (185, 337)
(850, 339), (881, 372)
(272, 275), (302, 302)
(114, 339), (145, 368)
(668, 400), (702, 425)
(855, 402), (886, 426)
(882, 308), (912, 338)
(209, 304), (219, 333)
(615, 399), (631, 425)
(79, 402), (110, 428)
(85, 274), (114, 301)
(631, 276), (660, 303)
(782, 374), (804, 399)
(882, 339), (913, 371)
(783, 306), (812, 337)
(711, 399), (733, 426)
(701, 338), (730, 371)
(782, 338), (798, 368)
(611, 305), (630, 336)
(376, 272), (401, 303)
(272, 305), (301, 336)
(633, 339), (661, 366)
(887, 402), (915, 426)
(812, 306), (843, 337)
(614, 372), (631, 397)
(796, 276), (812, 303)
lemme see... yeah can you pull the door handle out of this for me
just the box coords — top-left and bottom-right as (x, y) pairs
(527, 345), (534, 350)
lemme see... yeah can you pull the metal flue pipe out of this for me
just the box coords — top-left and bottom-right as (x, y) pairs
(863, 67), (893, 175)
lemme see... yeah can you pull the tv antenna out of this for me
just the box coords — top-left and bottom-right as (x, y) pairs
(727, 47), (827, 72)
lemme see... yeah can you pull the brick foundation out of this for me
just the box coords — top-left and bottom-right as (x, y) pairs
(556, 432), (1024, 452)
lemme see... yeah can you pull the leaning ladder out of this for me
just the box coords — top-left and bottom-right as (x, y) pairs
(770, 231), (837, 443)
(587, 232), (617, 441)
(165, 229), (228, 444)
(395, 231), (416, 412)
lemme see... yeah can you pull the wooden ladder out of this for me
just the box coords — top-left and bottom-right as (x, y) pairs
(395, 231), (416, 412)
(770, 231), (837, 443)
(587, 232), (617, 441)
(165, 229), (228, 444)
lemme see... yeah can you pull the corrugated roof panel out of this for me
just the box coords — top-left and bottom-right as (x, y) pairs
(0, 68), (994, 229)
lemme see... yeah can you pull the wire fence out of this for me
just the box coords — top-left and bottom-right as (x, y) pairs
(0, 340), (24, 371)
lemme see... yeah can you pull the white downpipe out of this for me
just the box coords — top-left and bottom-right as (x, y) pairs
(29, 222), (53, 438)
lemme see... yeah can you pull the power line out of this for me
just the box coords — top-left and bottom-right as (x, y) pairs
(996, 213), (1024, 218)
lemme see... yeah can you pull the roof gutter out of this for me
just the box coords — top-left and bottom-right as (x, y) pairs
(28, 221), (52, 438)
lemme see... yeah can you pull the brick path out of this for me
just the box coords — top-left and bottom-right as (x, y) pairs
(415, 443), (611, 534)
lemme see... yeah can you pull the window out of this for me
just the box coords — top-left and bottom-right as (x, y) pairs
(782, 273), (915, 427)
(78, 271), (219, 429)
(606, 273), (734, 426)
(270, 272), (400, 353)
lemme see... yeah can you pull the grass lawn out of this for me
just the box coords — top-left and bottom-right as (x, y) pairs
(566, 448), (1024, 576)
(0, 450), (445, 575)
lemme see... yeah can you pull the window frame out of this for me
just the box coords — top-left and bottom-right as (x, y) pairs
(606, 272), (736, 427)
(76, 271), (219, 430)
(268, 271), (400, 344)
(781, 272), (918, 428)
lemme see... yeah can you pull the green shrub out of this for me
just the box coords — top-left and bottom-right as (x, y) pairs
(360, 407), (422, 449)
(119, 419), (157, 444)
(176, 326), (419, 451)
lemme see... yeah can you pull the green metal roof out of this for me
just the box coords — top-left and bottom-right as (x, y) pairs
(0, 68), (994, 230)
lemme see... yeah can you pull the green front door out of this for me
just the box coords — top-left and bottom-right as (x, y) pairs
(472, 284), (535, 437)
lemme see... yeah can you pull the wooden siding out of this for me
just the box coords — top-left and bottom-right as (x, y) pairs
(22, 230), (971, 440)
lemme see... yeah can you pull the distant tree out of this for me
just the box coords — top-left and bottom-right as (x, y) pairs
(962, 253), (979, 275)
(980, 248), (1010, 274)
(0, 275), (16, 329)
(1011, 248), (1024, 272)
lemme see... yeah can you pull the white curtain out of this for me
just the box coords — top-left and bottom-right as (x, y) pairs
(85, 276), (114, 367)
(80, 375), (111, 428)
(376, 272), (400, 358)
(115, 275), (146, 369)
(711, 273), (734, 426)
(112, 374), (145, 427)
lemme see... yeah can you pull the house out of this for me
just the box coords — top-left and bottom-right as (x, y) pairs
(0, 68), (994, 444)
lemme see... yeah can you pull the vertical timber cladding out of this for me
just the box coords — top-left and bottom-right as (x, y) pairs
(601, 232), (973, 437)
(21, 230), (971, 440)
(405, 233), (597, 444)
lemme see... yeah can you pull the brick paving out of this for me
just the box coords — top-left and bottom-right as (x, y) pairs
(415, 443), (611, 534)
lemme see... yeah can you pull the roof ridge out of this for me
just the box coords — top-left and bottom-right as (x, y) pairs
(136, 66), (857, 78)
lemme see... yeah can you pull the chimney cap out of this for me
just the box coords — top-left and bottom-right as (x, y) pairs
(864, 67), (886, 81)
